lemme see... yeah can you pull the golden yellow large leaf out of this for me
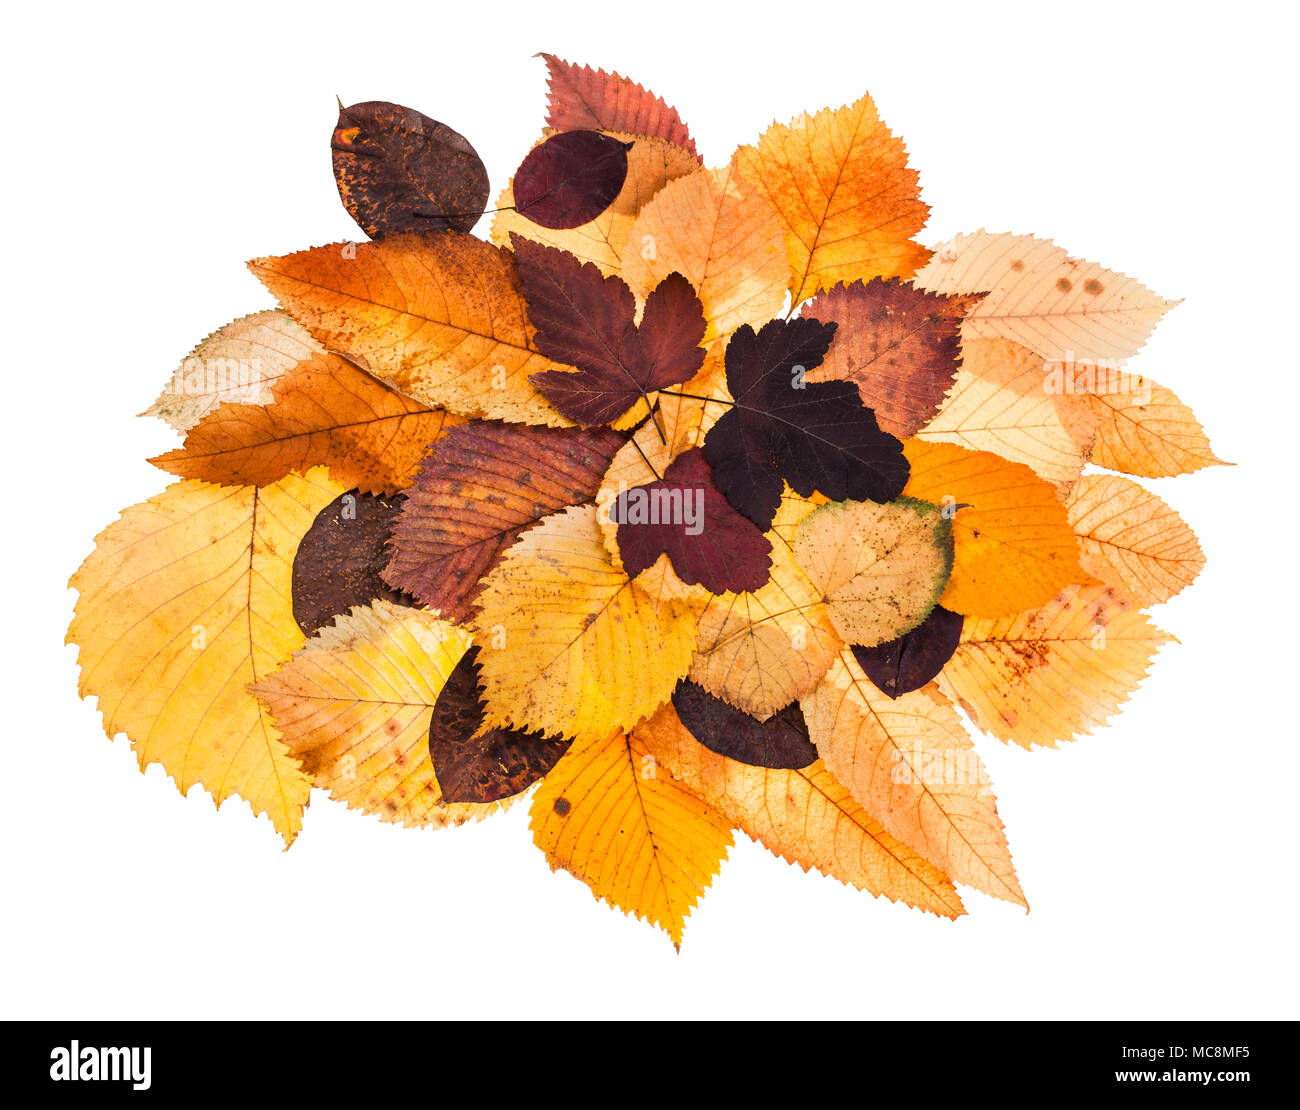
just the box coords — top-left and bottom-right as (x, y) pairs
(792, 496), (952, 647)
(937, 583), (1174, 749)
(801, 652), (1025, 906)
(67, 469), (347, 844)
(622, 163), (790, 354)
(735, 93), (930, 306)
(690, 492), (841, 718)
(1064, 475), (1205, 606)
(250, 600), (512, 828)
(902, 440), (1090, 617)
(918, 337), (1088, 490)
(530, 728), (732, 947)
(141, 310), (319, 432)
(491, 132), (700, 277)
(636, 704), (965, 918)
(248, 231), (574, 427)
(914, 230), (1178, 361)
(471, 504), (698, 741)
(1063, 371), (1227, 477)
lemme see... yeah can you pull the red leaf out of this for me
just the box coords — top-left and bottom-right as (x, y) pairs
(538, 53), (700, 162)
(516, 238), (707, 425)
(613, 448), (772, 594)
(512, 130), (631, 230)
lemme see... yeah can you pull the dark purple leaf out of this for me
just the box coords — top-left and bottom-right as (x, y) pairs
(613, 448), (772, 594)
(671, 680), (817, 769)
(851, 605), (965, 698)
(512, 130), (631, 230)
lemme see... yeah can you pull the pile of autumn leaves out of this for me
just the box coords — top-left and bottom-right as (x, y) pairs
(68, 56), (1222, 946)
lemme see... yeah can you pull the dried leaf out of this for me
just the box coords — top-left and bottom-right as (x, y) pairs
(735, 94), (930, 306)
(851, 605), (964, 698)
(67, 469), (347, 844)
(671, 680), (817, 769)
(512, 130), (631, 230)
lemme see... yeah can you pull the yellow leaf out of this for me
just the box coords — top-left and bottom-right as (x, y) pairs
(636, 704), (965, 918)
(250, 600), (512, 828)
(141, 310), (319, 432)
(491, 132), (700, 277)
(918, 337), (1089, 490)
(690, 492), (841, 717)
(67, 469), (347, 844)
(801, 652), (1025, 906)
(735, 93), (930, 306)
(471, 504), (698, 741)
(937, 583), (1174, 749)
(530, 728), (732, 947)
(248, 232), (574, 427)
(793, 496), (952, 647)
(622, 162), (790, 353)
(902, 440), (1090, 617)
(914, 230), (1178, 362)
(1064, 475), (1205, 606)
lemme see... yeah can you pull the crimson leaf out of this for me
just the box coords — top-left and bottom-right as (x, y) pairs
(612, 448), (772, 594)
(515, 238), (706, 425)
(512, 130), (631, 230)
(850, 604), (965, 698)
(671, 680), (817, 770)
(701, 318), (910, 529)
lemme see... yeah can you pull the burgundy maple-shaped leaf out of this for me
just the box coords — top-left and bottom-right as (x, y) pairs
(613, 448), (772, 594)
(538, 53), (701, 162)
(512, 130), (632, 230)
(383, 420), (624, 621)
(515, 237), (706, 425)
(331, 100), (489, 237)
(429, 647), (572, 803)
(804, 278), (985, 438)
(671, 680), (818, 769)
(851, 604), (965, 698)
(292, 491), (417, 636)
(701, 318), (910, 530)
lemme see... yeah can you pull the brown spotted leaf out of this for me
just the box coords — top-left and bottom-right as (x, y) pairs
(382, 420), (624, 621)
(804, 279), (983, 438)
(150, 351), (464, 494)
(332, 100), (489, 237)
(539, 54), (700, 161)
(427, 647), (571, 803)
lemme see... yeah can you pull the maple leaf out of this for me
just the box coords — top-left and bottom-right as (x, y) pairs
(612, 448), (772, 594)
(471, 504), (698, 741)
(636, 704), (966, 918)
(383, 420), (624, 622)
(915, 337), (1089, 490)
(937, 583), (1174, 749)
(291, 490), (415, 636)
(792, 496), (953, 648)
(150, 349), (465, 494)
(735, 93), (930, 306)
(511, 130), (632, 230)
(492, 131), (699, 277)
(427, 647), (571, 803)
(530, 726), (732, 948)
(701, 317), (910, 530)
(902, 439), (1090, 617)
(1064, 475), (1206, 606)
(250, 600), (515, 827)
(538, 53), (701, 161)
(514, 237), (706, 425)
(689, 491), (842, 717)
(622, 163), (790, 355)
(141, 310), (316, 433)
(850, 605), (965, 698)
(331, 100), (489, 238)
(803, 278), (983, 438)
(802, 652), (1026, 906)
(671, 679), (816, 769)
(913, 230), (1179, 362)
(248, 231), (578, 427)
(67, 468), (347, 844)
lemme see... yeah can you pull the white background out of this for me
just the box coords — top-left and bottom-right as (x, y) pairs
(4, 0), (1297, 1020)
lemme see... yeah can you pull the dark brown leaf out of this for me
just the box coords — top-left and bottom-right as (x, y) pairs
(671, 680), (817, 769)
(512, 130), (631, 230)
(850, 604), (965, 698)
